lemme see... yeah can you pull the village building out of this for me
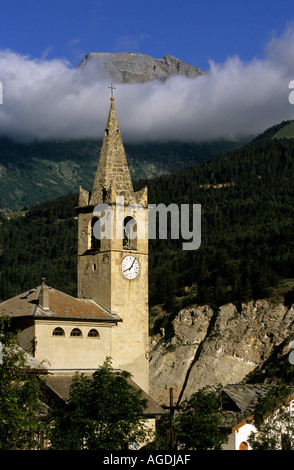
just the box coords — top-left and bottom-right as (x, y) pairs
(221, 384), (294, 450)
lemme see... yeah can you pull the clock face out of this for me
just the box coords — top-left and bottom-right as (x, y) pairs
(121, 255), (139, 280)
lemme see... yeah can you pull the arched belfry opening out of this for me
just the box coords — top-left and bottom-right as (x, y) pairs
(123, 216), (137, 250)
(89, 217), (101, 250)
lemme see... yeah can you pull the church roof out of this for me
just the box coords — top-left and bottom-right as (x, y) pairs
(0, 283), (121, 323)
(41, 372), (167, 417)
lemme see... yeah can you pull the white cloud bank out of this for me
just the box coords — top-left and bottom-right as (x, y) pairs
(1, 26), (294, 143)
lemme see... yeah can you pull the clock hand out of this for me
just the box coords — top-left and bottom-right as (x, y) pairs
(123, 259), (136, 272)
(123, 265), (133, 273)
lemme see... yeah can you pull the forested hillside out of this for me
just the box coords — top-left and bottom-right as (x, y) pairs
(142, 136), (294, 314)
(0, 137), (243, 212)
(0, 194), (78, 300)
(0, 131), (293, 323)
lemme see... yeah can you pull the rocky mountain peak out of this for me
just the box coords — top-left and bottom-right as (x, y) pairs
(78, 52), (205, 83)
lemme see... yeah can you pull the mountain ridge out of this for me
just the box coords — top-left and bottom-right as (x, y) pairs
(0, 136), (246, 212)
(78, 52), (206, 83)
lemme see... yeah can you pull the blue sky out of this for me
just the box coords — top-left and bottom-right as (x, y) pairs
(1, 0), (293, 70)
(1, 0), (294, 142)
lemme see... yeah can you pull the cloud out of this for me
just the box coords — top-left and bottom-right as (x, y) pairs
(1, 26), (294, 143)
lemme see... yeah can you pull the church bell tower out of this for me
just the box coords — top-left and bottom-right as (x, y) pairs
(76, 95), (149, 392)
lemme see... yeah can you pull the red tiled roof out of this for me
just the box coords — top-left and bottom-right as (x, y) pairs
(0, 285), (121, 322)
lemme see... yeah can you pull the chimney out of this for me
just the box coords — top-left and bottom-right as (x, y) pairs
(39, 278), (49, 311)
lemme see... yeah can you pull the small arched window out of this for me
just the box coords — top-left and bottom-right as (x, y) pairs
(70, 328), (82, 337)
(52, 327), (65, 336)
(87, 329), (100, 338)
(123, 216), (137, 250)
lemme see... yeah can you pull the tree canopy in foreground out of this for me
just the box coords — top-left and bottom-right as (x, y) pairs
(48, 357), (151, 450)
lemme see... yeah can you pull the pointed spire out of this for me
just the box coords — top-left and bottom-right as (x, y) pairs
(90, 96), (135, 205)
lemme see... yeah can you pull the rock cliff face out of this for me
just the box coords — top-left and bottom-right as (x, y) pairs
(79, 52), (205, 83)
(149, 300), (294, 406)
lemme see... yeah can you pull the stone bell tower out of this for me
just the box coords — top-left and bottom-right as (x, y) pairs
(76, 95), (149, 391)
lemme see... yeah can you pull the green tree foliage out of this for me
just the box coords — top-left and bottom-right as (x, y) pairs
(48, 358), (150, 450)
(174, 385), (228, 450)
(0, 317), (47, 449)
(146, 414), (174, 450)
(0, 193), (78, 300)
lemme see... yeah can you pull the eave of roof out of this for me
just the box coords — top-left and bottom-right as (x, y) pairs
(220, 384), (294, 430)
(0, 284), (121, 323)
(41, 372), (167, 417)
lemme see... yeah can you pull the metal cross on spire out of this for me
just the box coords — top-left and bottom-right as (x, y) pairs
(108, 83), (116, 99)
